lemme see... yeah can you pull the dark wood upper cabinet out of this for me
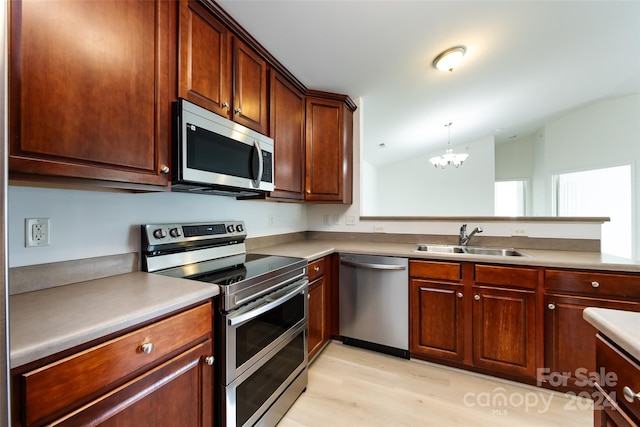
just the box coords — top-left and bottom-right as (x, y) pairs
(178, 0), (232, 117)
(269, 71), (305, 201)
(232, 38), (269, 135)
(305, 92), (356, 203)
(9, 0), (174, 189)
(178, 0), (268, 134)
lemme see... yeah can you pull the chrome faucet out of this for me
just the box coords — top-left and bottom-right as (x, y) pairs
(459, 224), (483, 246)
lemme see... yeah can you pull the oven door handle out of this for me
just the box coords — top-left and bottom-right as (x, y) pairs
(228, 281), (308, 326)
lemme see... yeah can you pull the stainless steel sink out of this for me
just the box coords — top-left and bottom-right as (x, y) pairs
(412, 244), (528, 257)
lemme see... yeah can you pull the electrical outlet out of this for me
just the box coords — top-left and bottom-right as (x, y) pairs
(374, 226), (385, 233)
(345, 215), (357, 226)
(511, 227), (528, 237)
(268, 214), (274, 226)
(332, 214), (341, 225)
(323, 214), (330, 225)
(25, 218), (51, 247)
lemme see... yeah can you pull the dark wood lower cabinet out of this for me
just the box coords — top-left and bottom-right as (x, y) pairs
(410, 260), (540, 382)
(544, 294), (640, 392)
(308, 277), (327, 360)
(472, 286), (536, 378)
(13, 303), (214, 426)
(307, 256), (332, 361)
(593, 335), (640, 427)
(409, 279), (464, 362)
(53, 340), (213, 426)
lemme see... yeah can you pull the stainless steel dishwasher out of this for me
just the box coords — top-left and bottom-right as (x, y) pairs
(339, 253), (409, 358)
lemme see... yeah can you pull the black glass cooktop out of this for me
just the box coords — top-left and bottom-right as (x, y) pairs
(172, 253), (305, 287)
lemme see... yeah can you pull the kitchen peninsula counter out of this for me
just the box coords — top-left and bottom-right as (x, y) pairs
(253, 239), (640, 273)
(583, 307), (640, 361)
(9, 272), (219, 368)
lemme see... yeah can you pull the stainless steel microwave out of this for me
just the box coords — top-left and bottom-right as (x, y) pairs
(171, 98), (274, 196)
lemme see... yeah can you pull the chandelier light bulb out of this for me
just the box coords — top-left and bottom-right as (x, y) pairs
(429, 123), (468, 169)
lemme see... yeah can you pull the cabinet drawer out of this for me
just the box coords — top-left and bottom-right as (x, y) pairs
(596, 335), (640, 423)
(308, 257), (325, 282)
(410, 260), (462, 282)
(475, 264), (538, 290)
(22, 303), (212, 426)
(545, 269), (640, 298)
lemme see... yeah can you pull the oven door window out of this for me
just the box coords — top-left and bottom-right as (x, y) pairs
(235, 291), (305, 368)
(236, 331), (305, 426)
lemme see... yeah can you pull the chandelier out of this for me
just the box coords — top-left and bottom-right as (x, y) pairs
(429, 123), (468, 168)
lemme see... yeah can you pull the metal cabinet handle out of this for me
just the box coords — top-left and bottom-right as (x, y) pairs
(548, 303), (556, 310)
(160, 165), (170, 174)
(457, 292), (463, 298)
(474, 295), (480, 301)
(234, 107), (242, 114)
(205, 356), (215, 366)
(140, 343), (154, 354)
(314, 266), (320, 272)
(591, 281), (600, 288)
(623, 386), (640, 403)
(222, 102), (229, 109)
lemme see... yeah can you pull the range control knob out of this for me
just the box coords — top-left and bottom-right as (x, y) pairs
(153, 228), (167, 239)
(226, 224), (236, 233)
(236, 224), (244, 233)
(169, 228), (182, 238)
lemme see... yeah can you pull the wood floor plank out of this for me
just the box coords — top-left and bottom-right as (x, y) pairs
(279, 341), (592, 426)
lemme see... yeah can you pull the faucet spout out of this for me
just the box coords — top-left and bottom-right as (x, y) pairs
(459, 224), (483, 246)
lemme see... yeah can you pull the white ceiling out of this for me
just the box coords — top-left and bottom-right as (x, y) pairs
(217, 0), (640, 167)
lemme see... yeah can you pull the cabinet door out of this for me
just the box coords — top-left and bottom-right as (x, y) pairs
(233, 38), (269, 134)
(472, 286), (536, 378)
(305, 97), (352, 203)
(544, 294), (640, 391)
(178, 0), (232, 118)
(9, 0), (172, 188)
(269, 71), (305, 201)
(410, 279), (465, 362)
(308, 277), (326, 360)
(52, 340), (213, 427)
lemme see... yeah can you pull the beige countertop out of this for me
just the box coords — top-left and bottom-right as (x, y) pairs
(583, 308), (640, 361)
(252, 239), (640, 272)
(10, 272), (219, 368)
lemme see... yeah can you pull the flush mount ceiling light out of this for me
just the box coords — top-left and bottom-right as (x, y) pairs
(429, 122), (468, 168)
(433, 46), (466, 72)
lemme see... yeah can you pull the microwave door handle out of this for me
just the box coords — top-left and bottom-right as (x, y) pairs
(251, 140), (263, 189)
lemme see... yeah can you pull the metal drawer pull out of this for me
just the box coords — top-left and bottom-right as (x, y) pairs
(205, 356), (215, 366)
(591, 281), (600, 288)
(623, 386), (640, 403)
(457, 292), (463, 298)
(140, 343), (154, 354)
(474, 295), (480, 301)
(314, 266), (320, 271)
(548, 303), (556, 310)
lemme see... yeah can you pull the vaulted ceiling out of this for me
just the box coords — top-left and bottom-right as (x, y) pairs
(218, 0), (640, 167)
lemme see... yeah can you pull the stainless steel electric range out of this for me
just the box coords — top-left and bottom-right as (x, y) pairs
(141, 221), (308, 427)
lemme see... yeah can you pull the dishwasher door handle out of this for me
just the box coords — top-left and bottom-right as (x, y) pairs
(339, 259), (407, 270)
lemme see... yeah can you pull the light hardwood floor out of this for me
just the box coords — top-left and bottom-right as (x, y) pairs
(279, 341), (593, 427)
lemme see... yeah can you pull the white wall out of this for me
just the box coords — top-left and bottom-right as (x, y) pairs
(543, 94), (640, 258)
(306, 97), (604, 245)
(373, 136), (494, 216)
(8, 186), (307, 267)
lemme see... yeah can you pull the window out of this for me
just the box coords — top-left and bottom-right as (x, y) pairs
(495, 180), (527, 216)
(553, 165), (632, 258)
